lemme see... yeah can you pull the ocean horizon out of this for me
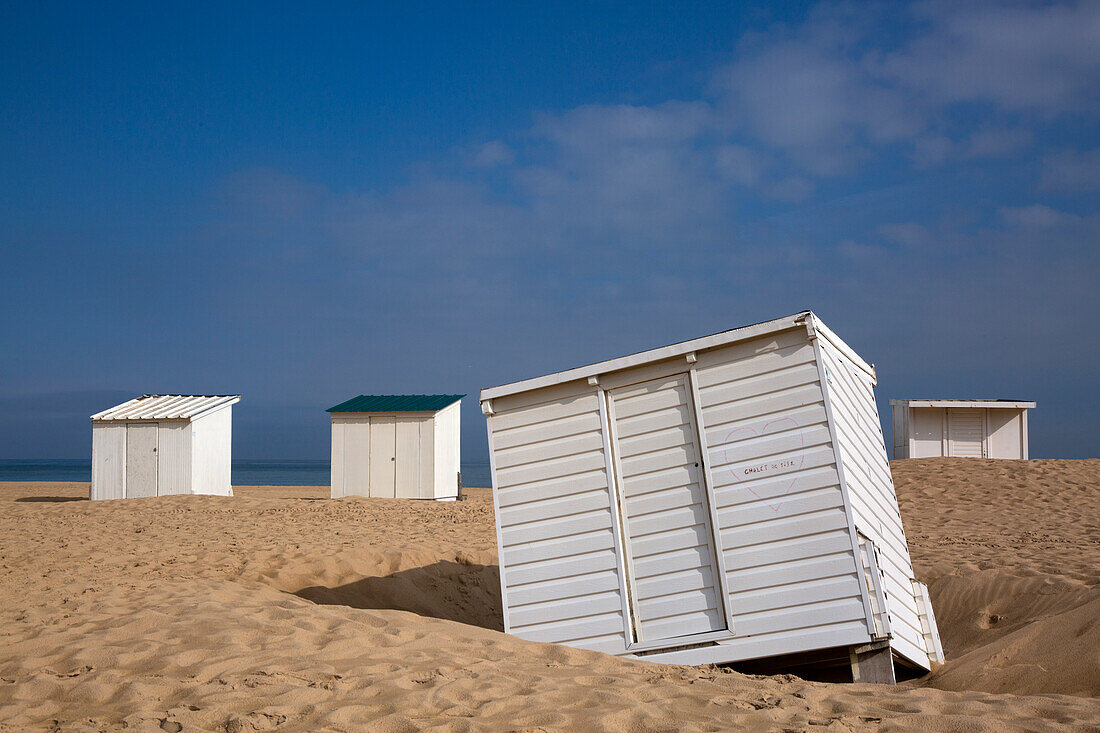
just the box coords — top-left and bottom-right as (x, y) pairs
(0, 459), (492, 488)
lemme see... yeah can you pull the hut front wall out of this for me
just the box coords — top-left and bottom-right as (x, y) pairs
(490, 326), (877, 663)
(332, 413), (440, 499)
(817, 340), (928, 668)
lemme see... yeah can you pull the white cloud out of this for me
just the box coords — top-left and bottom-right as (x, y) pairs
(1041, 148), (1100, 193)
(469, 141), (516, 168)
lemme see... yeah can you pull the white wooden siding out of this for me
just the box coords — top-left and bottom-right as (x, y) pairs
(125, 424), (158, 498)
(156, 420), (192, 495)
(489, 388), (628, 655)
(947, 409), (984, 457)
(433, 401), (460, 499)
(695, 328), (869, 657)
(91, 423), (126, 500)
(485, 313), (939, 671)
(608, 374), (727, 643)
(190, 407), (233, 496)
(817, 339), (930, 668)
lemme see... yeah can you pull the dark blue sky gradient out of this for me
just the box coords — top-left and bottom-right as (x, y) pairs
(2, 1), (1097, 461)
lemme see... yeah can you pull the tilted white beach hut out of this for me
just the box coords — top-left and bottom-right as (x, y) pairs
(328, 394), (463, 500)
(890, 399), (1034, 459)
(91, 395), (240, 500)
(480, 312), (943, 682)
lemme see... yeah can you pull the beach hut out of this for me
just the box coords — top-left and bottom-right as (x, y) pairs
(890, 399), (1034, 459)
(91, 395), (240, 500)
(480, 312), (943, 682)
(328, 394), (463, 500)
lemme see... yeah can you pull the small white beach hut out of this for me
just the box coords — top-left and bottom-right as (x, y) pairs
(481, 312), (943, 682)
(328, 394), (463, 500)
(91, 394), (240, 500)
(890, 399), (1034, 459)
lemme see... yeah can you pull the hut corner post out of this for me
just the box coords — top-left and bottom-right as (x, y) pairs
(849, 641), (896, 684)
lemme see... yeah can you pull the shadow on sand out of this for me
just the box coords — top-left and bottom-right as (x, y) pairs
(16, 496), (88, 503)
(294, 560), (504, 631)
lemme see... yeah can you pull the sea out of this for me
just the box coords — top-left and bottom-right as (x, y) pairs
(0, 459), (493, 488)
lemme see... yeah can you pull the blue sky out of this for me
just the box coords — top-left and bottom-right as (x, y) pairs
(2, 1), (1098, 461)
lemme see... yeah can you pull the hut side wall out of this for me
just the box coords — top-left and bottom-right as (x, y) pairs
(433, 401), (460, 499)
(816, 338), (929, 668)
(91, 423), (126, 500)
(488, 384), (629, 655)
(191, 408), (233, 496)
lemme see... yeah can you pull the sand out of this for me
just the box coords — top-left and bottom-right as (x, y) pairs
(0, 459), (1097, 731)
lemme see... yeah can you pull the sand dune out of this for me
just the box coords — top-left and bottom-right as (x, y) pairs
(0, 459), (1097, 730)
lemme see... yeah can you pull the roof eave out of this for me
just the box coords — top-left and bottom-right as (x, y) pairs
(480, 311), (818, 402)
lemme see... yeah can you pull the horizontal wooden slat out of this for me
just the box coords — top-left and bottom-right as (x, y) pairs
(498, 487), (612, 526)
(508, 569), (622, 607)
(492, 410), (602, 451)
(731, 575), (862, 616)
(728, 552), (858, 593)
(509, 591), (623, 628)
(626, 502), (708, 538)
(702, 384), (823, 430)
(510, 612), (626, 643)
(503, 528), (615, 566)
(494, 430), (604, 470)
(505, 548), (619, 586)
(639, 609), (726, 641)
(620, 443), (699, 479)
(612, 403), (692, 440)
(720, 508), (849, 549)
(495, 450), (606, 488)
(496, 470), (608, 508)
(724, 529), (854, 571)
(734, 598), (866, 637)
(634, 565), (718, 603)
(501, 508), (612, 546)
(717, 487), (844, 528)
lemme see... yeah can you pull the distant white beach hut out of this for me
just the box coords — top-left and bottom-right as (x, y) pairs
(890, 399), (1034, 460)
(480, 312), (943, 682)
(328, 394), (463, 500)
(91, 395), (240, 500)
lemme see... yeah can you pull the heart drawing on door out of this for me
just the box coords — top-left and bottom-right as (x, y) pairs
(719, 416), (805, 513)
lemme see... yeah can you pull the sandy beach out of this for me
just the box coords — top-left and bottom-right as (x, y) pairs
(0, 459), (1097, 731)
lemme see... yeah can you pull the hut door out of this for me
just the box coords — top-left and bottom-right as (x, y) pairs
(607, 374), (728, 644)
(125, 424), (158, 498)
(947, 409), (984, 457)
(369, 416), (397, 497)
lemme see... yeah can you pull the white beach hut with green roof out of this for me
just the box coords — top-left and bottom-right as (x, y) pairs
(328, 394), (463, 500)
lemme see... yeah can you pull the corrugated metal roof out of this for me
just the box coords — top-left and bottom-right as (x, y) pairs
(889, 398), (1036, 408)
(326, 394), (464, 413)
(91, 394), (241, 421)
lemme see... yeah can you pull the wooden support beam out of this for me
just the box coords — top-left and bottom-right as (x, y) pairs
(850, 642), (896, 685)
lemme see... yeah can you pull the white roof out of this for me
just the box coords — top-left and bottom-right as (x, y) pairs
(889, 399), (1035, 409)
(91, 394), (241, 421)
(481, 311), (874, 401)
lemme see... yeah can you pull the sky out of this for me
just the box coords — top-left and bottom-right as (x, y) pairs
(1, 0), (1098, 462)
